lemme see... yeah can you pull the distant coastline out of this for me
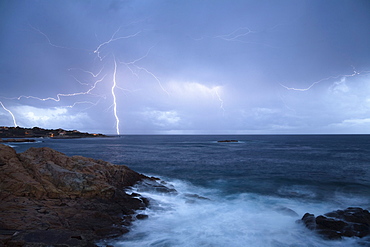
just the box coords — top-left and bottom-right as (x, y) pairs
(0, 126), (106, 140)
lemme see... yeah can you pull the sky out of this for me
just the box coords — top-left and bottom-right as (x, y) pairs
(1, 0), (370, 135)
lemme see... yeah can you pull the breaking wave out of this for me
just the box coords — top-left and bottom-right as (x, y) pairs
(100, 178), (366, 247)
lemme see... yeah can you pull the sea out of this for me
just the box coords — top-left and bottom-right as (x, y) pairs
(8, 135), (370, 246)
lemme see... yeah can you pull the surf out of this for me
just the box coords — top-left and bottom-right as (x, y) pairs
(99, 178), (365, 247)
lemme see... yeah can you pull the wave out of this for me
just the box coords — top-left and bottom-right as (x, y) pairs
(99, 177), (367, 247)
(3, 140), (43, 149)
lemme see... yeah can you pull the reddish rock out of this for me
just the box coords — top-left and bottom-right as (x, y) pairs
(0, 144), (155, 246)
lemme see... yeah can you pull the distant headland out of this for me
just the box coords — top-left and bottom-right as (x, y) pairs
(0, 126), (106, 139)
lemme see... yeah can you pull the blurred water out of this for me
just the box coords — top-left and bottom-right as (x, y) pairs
(9, 135), (370, 246)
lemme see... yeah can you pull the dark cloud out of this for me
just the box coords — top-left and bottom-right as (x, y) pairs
(1, 0), (370, 134)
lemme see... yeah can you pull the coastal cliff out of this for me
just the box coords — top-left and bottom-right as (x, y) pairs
(0, 144), (157, 246)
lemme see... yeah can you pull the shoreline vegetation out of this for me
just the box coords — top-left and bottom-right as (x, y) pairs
(0, 126), (106, 142)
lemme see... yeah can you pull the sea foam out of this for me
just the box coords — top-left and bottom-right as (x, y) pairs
(100, 178), (364, 247)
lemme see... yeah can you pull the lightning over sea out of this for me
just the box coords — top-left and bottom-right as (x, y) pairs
(0, 24), (172, 134)
(2, 3), (370, 246)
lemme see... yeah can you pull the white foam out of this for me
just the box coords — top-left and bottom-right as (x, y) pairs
(4, 144), (17, 148)
(100, 179), (365, 247)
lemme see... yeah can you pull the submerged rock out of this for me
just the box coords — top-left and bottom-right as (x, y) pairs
(274, 206), (299, 217)
(300, 207), (370, 239)
(135, 178), (178, 194)
(217, 140), (238, 143)
(0, 144), (164, 246)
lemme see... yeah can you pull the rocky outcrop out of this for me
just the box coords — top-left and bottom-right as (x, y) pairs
(0, 144), (159, 246)
(300, 207), (370, 239)
(0, 138), (36, 143)
(217, 140), (238, 143)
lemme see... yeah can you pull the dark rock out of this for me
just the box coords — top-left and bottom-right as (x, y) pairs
(316, 215), (348, 231)
(136, 179), (178, 194)
(140, 196), (151, 207)
(184, 193), (210, 201)
(0, 138), (36, 143)
(94, 226), (129, 238)
(122, 215), (134, 226)
(136, 214), (149, 220)
(217, 140), (238, 143)
(300, 207), (370, 239)
(301, 213), (316, 230)
(6, 230), (97, 246)
(183, 193), (211, 204)
(325, 207), (370, 226)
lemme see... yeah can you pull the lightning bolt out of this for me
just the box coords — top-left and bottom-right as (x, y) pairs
(29, 24), (70, 49)
(214, 87), (225, 113)
(190, 25), (277, 49)
(280, 68), (363, 91)
(112, 58), (120, 135)
(122, 45), (156, 77)
(215, 27), (256, 42)
(66, 100), (100, 109)
(92, 28), (170, 134)
(93, 27), (141, 61)
(134, 66), (170, 95)
(121, 45), (170, 95)
(190, 27), (256, 42)
(10, 74), (107, 104)
(0, 101), (18, 127)
(72, 67), (105, 78)
(279, 94), (296, 113)
(2, 25), (109, 108)
(4, 24), (170, 134)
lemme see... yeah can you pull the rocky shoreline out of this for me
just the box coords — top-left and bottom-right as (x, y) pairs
(0, 138), (36, 143)
(0, 144), (169, 246)
(1, 143), (369, 246)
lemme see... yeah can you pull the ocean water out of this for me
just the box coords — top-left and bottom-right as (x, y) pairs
(10, 135), (370, 246)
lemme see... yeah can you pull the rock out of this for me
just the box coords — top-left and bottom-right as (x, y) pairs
(217, 140), (238, 143)
(0, 138), (36, 143)
(301, 213), (316, 230)
(183, 193), (211, 204)
(136, 214), (149, 220)
(18, 230), (95, 246)
(0, 144), (167, 246)
(184, 193), (210, 201)
(135, 179), (178, 194)
(274, 206), (299, 217)
(300, 207), (370, 239)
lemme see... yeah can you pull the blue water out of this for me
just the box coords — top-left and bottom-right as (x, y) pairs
(9, 135), (370, 246)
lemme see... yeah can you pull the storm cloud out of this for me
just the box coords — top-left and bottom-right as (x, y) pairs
(1, 0), (370, 134)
